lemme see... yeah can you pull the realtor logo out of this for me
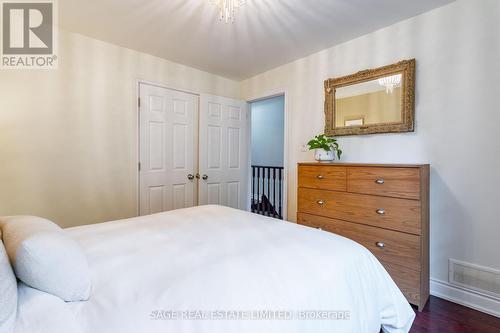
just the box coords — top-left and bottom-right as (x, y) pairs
(1, 0), (58, 69)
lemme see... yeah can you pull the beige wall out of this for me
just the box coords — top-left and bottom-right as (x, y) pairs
(241, 0), (500, 291)
(335, 88), (402, 127)
(0, 30), (239, 228)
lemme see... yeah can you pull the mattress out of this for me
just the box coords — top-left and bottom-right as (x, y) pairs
(18, 205), (415, 333)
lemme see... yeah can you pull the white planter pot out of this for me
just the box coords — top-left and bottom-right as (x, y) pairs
(314, 149), (335, 162)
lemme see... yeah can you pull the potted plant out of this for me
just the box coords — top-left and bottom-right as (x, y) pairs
(307, 134), (342, 162)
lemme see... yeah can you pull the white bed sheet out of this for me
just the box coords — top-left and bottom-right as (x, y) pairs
(58, 205), (414, 333)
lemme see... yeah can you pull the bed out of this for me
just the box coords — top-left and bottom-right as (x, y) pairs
(2, 205), (415, 333)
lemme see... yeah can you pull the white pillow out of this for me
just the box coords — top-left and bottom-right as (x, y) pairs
(0, 230), (17, 333)
(0, 216), (91, 302)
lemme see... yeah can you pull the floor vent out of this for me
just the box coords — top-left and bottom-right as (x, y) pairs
(449, 259), (500, 300)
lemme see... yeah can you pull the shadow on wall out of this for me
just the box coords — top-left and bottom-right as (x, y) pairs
(429, 167), (470, 280)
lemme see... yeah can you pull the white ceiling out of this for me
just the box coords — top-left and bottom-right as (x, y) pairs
(60, 0), (454, 80)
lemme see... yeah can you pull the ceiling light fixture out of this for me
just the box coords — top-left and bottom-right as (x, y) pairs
(378, 74), (402, 94)
(210, 0), (246, 23)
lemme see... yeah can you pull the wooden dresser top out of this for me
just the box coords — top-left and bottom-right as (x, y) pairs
(298, 162), (429, 168)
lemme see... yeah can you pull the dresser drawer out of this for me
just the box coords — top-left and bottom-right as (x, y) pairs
(382, 261), (421, 305)
(298, 165), (346, 191)
(298, 212), (341, 230)
(298, 188), (421, 235)
(297, 213), (421, 271)
(347, 167), (420, 200)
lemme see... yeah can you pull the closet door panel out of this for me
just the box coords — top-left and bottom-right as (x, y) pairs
(139, 84), (198, 215)
(199, 94), (249, 211)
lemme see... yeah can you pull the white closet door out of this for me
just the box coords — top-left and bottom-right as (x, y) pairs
(199, 94), (249, 210)
(139, 83), (198, 215)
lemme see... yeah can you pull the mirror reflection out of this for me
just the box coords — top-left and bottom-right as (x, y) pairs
(335, 74), (403, 128)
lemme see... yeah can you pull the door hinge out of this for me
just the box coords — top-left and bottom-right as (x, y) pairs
(138, 97), (141, 108)
(138, 162), (141, 171)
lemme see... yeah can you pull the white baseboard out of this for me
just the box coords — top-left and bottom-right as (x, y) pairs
(430, 278), (500, 318)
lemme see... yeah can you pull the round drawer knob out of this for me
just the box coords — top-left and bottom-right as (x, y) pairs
(375, 242), (385, 248)
(375, 179), (385, 185)
(317, 175), (324, 180)
(317, 200), (325, 205)
(376, 209), (385, 215)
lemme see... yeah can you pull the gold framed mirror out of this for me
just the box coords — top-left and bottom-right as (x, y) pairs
(324, 59), (415, 136)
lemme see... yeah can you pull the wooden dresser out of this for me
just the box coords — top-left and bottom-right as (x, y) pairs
(297, 162), (429, 310)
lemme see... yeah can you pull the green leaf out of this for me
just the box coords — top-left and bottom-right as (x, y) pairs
(307, 133), (343, 155)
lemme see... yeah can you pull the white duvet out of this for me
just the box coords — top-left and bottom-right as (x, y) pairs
(18, 205), (415, 333)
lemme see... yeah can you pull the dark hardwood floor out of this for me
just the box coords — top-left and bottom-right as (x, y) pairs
(409, 296), (500, 332)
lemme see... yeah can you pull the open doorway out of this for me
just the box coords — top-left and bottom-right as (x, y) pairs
(249, 95), (285, 219)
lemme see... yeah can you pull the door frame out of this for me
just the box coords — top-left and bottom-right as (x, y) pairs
(247, 88), (290, 220)
(136, 80), (200, 216)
